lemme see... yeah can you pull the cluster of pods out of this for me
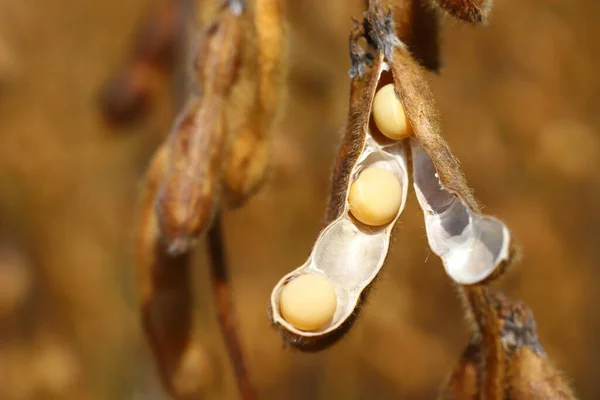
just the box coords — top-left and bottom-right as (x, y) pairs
(267, 1), (576, 399)
(104, 0), (577, 398)
(269, 4), (512, 348)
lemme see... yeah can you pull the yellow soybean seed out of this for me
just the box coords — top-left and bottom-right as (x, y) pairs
(349, 167), (402, 226)
(279, 274), (337, 331)
(372, 83), (412, 140)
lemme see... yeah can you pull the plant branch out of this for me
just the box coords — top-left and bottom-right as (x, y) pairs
(207, 212), (258, 400)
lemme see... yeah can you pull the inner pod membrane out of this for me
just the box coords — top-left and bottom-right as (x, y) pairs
(411, 139), (511, 285)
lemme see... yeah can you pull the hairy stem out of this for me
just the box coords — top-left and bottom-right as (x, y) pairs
(461, 286), (505, 399)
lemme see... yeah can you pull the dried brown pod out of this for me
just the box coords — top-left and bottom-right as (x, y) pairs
(507, 347), (576, 400)
(136, 144), (212, 399)
(137, 2), (265, 398)
(441, 291), (577, 399)
(155, 5), (243, 254)
(490, 292), (577, 400)
(432, 0), (493, 24)
(99, 0), (183, 124)
(222, 0), (287, 206)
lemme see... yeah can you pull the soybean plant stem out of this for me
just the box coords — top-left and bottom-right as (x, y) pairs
(207, 212), (258, 400)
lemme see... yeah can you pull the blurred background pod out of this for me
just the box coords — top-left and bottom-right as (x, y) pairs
(155, 4), (243, 254)
(136, 144), (216, 399)
(222, 0), (288, 207)
(98, 0), (185, 125)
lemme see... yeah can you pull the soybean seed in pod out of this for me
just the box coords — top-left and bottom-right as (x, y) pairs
(348, 167), (402, 226)
(372, 83), (412, 140)
(279, 274), (337, 331)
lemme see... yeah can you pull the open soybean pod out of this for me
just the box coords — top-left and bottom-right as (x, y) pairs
(155, 3), (243, 254)
(386, 44), (514, 285)
(269, 17), (410, 350)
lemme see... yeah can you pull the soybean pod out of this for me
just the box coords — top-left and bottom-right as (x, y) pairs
(270, 1), (515, 351)
(270, 19), (410, 351)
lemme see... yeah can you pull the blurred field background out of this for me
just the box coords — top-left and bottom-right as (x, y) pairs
(0, 0), (599, 399)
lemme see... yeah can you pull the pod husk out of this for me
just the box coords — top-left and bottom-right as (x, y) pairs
(270, 44), (410, 349)
(387, 36), (515, 285)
